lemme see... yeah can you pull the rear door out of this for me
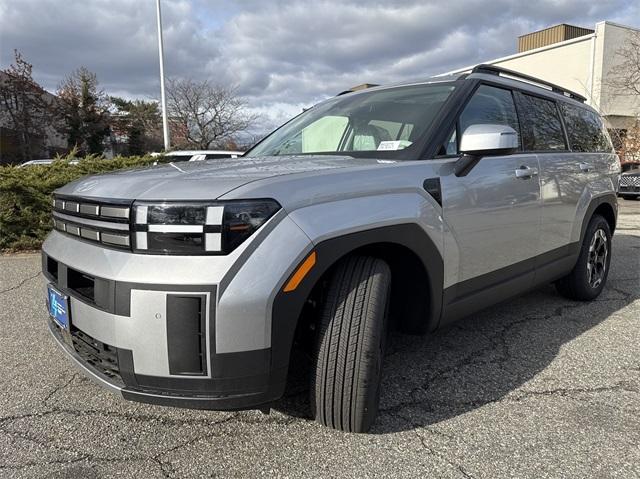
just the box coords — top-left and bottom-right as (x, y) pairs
(439, 84), (542, 289)
(514, 92), (575, 254)
(534, 100), (615, 253)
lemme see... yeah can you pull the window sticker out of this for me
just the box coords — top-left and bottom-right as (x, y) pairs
(377, 140), (412, 151)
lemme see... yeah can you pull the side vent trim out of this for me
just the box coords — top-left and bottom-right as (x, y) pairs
(423, 178), (443, 206)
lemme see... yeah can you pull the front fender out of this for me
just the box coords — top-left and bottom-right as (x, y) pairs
(268, 192), (447, 374)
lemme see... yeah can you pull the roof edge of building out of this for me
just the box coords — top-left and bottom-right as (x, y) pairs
(517, 23), (593, 39)
(596, 20), (640, 33)
(436, 33), (595, 77)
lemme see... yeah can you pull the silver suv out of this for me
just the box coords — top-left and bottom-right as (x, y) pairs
(43, 65), (619, 433)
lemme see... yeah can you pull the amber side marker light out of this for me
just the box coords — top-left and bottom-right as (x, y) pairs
(283, 251), (317, 292)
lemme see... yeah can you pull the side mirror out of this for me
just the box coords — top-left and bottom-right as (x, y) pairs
(459, 124), (518, 156)
(455, 124), (519, 177)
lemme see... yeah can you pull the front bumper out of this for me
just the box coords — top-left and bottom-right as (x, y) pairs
(41, 213), (314, 410)
(619, 186), (640, 197)
(47, 318), (281, 410)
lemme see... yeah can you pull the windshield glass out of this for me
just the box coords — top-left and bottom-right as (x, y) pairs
(246, 83), (455, 158)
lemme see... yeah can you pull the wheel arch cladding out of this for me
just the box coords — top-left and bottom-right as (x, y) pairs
(269, 223), (444, 392)
(580, 194), (617, 243)
(592, 201), (616, 235)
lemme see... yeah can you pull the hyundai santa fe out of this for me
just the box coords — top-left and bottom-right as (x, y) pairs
(43, 64), (620, 433)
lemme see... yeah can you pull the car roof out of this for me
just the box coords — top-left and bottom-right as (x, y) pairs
(336, 65), (594, 113)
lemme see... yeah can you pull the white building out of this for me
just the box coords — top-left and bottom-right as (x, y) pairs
(442, 21), (640, 164)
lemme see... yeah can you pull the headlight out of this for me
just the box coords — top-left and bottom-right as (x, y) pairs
(132, 199), (280, 255)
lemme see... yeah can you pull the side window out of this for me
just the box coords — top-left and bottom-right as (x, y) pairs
(439, 85), (519, 156)
(560, 103), (613, 153)
(444, 129), (457, 156)
(459, 85), (520, 142)
(517, 94), (566, 151)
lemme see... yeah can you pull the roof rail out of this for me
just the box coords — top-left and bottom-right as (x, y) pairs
(471, 64), (586, 102)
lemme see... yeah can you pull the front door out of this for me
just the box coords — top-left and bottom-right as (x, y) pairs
(437, 84), (542, 315)
(441, 153), (542, 284)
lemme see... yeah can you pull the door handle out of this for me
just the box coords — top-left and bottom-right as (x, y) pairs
(579, 162), (591, 172)
(515, 165), (538, 179)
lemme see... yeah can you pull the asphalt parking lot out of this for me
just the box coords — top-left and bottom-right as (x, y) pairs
(0, 200), (639, 478)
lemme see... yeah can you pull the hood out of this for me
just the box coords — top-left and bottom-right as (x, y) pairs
(55, 155), (384, 200)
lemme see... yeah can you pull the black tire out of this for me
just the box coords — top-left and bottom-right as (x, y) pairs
(311, 256), (391, 433)
(555, 214), (612, 301)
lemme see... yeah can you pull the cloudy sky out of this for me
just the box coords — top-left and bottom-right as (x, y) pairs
(1, 0), (638, 131)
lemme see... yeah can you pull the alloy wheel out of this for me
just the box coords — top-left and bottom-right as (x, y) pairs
(587, 228), (608, 289)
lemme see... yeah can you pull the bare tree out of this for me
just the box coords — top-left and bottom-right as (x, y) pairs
(606, 31), (640, 165)
(0, 50), (60, 163)
(608, 31), (640, 97)
(166, 78), (258, 150)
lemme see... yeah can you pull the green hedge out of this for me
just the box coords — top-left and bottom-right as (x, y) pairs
(0, 153), (160, 251)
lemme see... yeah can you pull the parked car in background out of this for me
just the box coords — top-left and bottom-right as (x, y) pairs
(619, 163), (640, 200)
(18, 159), (79, 167)
(152, 150), (244, 162)
(42, 65), (619, 433)
(18, 159), (54, 167)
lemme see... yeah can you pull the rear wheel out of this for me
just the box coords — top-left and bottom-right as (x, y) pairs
(555, 214), (611, 301)
(311, 256), (391, 433)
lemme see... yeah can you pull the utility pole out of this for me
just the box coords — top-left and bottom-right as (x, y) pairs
(156, 0), (170, 151)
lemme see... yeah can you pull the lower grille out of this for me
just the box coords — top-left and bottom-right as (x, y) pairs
(70, 326), (122, 384)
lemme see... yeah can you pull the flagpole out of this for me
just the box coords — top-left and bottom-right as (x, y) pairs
(156, 0), (170, 150)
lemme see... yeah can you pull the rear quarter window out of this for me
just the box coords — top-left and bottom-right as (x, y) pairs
(560, 103), (613, 153)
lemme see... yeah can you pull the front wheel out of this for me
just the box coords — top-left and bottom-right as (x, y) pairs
(556, 214), (612, 300)
(311, 256), (391, 433)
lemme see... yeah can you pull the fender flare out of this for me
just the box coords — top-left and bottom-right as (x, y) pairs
(268, 223), (444, 386)
(579, 193), (618, 244)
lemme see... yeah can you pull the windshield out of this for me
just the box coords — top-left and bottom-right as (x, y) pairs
(246, 83), (456, 158)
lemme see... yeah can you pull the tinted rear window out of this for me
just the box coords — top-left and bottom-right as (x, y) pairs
(560, 104), (613, 153)
(517, 94), (566, 151)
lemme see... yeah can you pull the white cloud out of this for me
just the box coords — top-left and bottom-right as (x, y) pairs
(1, 0), (638, 133)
